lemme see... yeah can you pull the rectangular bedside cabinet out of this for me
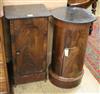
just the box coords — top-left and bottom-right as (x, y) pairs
(4, 4), (50, 85)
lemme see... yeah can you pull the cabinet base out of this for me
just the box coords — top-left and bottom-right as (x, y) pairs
(14, 72), (47, 85)
(49, 69), (84, 88)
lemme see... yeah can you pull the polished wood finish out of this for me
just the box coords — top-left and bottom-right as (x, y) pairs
(51, 20), (90, 76)
(10, 18), (48, 84)
(49, 19), (90, 88)
(4, 4), (50, 64)
(0, 18), (10, 94)
(49, 67), (83, 88)
(4, 4), (50, 85)
(49, 7), (96, 88)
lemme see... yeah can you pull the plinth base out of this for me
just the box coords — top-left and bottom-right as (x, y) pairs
(49, 68), (84, 88)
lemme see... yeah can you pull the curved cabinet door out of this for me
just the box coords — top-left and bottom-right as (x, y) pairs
(10, 18), (48, 84)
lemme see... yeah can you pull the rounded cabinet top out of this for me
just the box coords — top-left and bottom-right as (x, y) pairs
(51, 7), (96, 24)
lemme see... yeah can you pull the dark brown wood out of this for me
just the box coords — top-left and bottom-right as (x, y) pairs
(2, 17), (12, 63)
(49, 7), (96, 88)
(4, 4), (50, 85)
(10, 18), (48, 85)
(89, 0), (98, 35)
(49, 19), (90, 88)
(52, 19), (90, 76)
(49, 67), (83, 88)
(92, 0), (98, 14)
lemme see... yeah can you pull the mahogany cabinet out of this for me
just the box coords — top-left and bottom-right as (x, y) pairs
(49, 7), (96, 88)
(4, 4), (50, 85)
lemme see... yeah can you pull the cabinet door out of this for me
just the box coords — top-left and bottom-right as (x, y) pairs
(10, 18), (48, 83)
(62, 24), (89, 78)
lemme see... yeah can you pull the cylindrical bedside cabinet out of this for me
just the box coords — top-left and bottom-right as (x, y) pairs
(49, 7), (96, 88)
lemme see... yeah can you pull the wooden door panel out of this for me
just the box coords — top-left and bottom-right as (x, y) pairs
(10, 18), (48, 77)
(62, 24), (89, 78)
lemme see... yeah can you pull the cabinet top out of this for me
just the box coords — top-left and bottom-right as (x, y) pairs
(51, 7), (96, 24)
(4, 4), (51, 19)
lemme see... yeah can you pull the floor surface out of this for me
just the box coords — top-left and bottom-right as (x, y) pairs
(13, 65), (99, 94)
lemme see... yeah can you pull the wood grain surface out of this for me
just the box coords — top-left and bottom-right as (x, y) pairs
(9, 18), (48, 85)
